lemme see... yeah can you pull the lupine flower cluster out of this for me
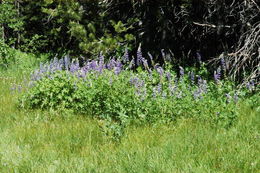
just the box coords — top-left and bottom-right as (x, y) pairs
(30, 53), (125, 82)
(10, 83), (22, 94)
(214, 67), (221, 83)
(26, 48), (255, 106)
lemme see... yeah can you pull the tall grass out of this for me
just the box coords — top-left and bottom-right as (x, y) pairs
(0, 52), (259, 172)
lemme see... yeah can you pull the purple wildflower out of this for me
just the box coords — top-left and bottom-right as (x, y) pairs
(152, 84), (162, 97)
(98, 53), (105, 72)
(246, 80), (255, 92)
(196, 52), (202, 63)
(114, 67), (121, 75)
(161, 49), (166, 61)
(58, 58), (64, 69)
(197, 75), (202, 84)
(39, 62), (44, 73)
(53, 57), (58, 66)
(189, 71), (195, 83)
(251, 80), (255, 86)
(179, 66), (184, 77)
(123, 49), (129, 63)
(116, 59), (123, 69)
(10, 84), (16, 94)
(225, 93), (231, 103)
(201, 80), (208, 93)
(246, 82), (251, 90)
(64, 55), (70, 70)
(89, 60), (98, 71)
(214, 67), (221, 83)
(129, 76), (139, 86)
(193, 89), (201, 100)
(220, 57), (226, 70)
(70, 59), (80, 73)
(156, 66), (164, 76)
(152, 87), (157, 97)
(113, 60), (123, 75)
(157, 84), (162, 93)
(169, 84), (176, 96)
(141, 58), (149, 69)
(80, 68), (87, 78)
(17, 85), (22, 92)
(107, 58), (116, 70)
(166, 72), (171, 81)
(137, 46), (143, 66)
(99, 53), (104, 64)
(234, 93), (239, 103)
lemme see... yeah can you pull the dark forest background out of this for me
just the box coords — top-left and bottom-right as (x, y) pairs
(0, 0), (259, 82)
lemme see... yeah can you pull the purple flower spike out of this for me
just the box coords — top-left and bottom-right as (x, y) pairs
(189, 71), (195, 83)
(157, 84), (162, 93)
(214, 67), (221, 83)
(137, 46), (143, 66)
(130, 76), (138, 86)
(17, 85), (22, 93)
(124, 49), (129, 63)
(70, 59), (80, 73)
(221, 58), (226, 70)
(166, 72), (171, 81)
(107, 58), (116, 70)
(57, 59), (63, 71)
(90, 60), (98, 71)
(152, 87), (157, 97)
(161, 49), (166, 61)
(246, 80), (255, 91)
(169, 84), (176, 96)
(196, 52), (202, 63)
(116, 59), (123, 69)
(99, 53), (104, 66)
(193, 89), (201, 99)
(114, 67), (121, 75)
(141, 58), (149, 69)
(156, 66), (164, 76)
(225, 93), (231, 103)
(197, 75), (202, 84)
(64, 55), (71, 70)
(234, 93), (239, 103)
(179, 66), (184, 77)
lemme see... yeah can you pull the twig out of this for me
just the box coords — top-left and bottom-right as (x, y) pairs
(193, 22), (231, 28)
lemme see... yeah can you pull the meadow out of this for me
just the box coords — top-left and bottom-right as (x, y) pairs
(0, 51), (259, 173)
(1, 1), (259, 172)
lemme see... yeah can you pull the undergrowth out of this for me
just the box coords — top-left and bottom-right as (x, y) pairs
(16, 52), (259, 140)
(0, 50), (259, 172)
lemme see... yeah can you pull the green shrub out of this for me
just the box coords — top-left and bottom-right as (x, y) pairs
(20, 70), (142, 122)
(19, 55), (259, 141)
(0, 40), (16, 69)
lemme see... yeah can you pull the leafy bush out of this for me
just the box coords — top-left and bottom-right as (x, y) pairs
(0, 40), (16, 69)
(20, 52), (259, 132)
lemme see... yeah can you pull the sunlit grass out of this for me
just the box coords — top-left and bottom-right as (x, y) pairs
(0, 62), (259, 173)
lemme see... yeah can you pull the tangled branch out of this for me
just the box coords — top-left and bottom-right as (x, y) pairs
(227, 22), (260, 84)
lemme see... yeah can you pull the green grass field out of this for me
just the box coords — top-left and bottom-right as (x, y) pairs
(0, 60), (259, 173)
